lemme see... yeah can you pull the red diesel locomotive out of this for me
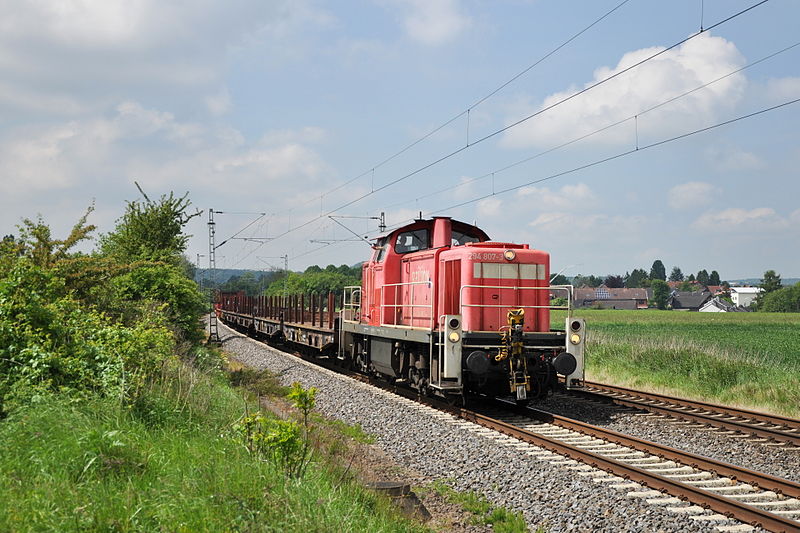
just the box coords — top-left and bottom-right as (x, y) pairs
(217, 216), (585, 404)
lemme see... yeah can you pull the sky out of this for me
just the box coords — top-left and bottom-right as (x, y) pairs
(2, 0), (799, 280)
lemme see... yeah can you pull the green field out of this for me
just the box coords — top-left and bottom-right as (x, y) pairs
(553, 310), (800, 416)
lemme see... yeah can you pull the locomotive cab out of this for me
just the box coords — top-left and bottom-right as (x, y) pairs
(340, 216), (585, 403)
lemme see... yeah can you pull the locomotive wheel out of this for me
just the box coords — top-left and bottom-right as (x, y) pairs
(407, 367), (426, 393)
(444, 392), (466, 408)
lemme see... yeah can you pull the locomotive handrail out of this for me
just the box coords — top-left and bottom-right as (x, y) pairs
(342, 285), (362, 323)
(380, 280), (433, 328)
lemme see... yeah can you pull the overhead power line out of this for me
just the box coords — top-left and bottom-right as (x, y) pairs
(433, 97), (800, 214)
(297, 0), (632, 206)
(252, 0), (770, 251)
(283, 95), (800, 265)
(383, 38), (800, 212)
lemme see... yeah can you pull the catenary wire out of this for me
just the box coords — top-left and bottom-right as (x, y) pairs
(286, 0), (633, 212)
(382, 39), (800, 211)
(248, 0), (770, 252)
(281, 96), (800, 265)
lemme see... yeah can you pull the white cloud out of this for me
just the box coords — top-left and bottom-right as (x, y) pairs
(0, 1), (331, 116)
(705, 145), (763, 173)
(517, 183), (595, 210)
(765, 76), (800, 102)
(692, 207), (792, 232)
(502, 32), (746, 149)
(389, 0), (471, 45)
(205, 89), (232, 116)
(477, 197), (502, 216)
(0, 102), (331, 204)
(528, 212), (646, 242)
(667, 181), (716, 210)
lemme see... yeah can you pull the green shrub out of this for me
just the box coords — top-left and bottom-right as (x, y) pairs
(0, 259), (175, 415)
(103, 262), (206, 343)
(228, 367), (289, 397)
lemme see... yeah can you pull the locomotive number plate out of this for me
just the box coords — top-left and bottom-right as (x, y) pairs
(468, 252), (501, 261)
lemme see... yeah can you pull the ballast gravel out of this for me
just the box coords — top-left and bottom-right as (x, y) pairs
(216, 325), (731, 532)
(537, 393), (800, 484)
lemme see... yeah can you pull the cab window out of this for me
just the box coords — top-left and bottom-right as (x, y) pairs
(394, 229), (429, 254)
(451, 230), (481, 246)
(374, 237), (388, 262)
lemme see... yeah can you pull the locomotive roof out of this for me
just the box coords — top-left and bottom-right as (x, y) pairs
(372, 216), (490, 241)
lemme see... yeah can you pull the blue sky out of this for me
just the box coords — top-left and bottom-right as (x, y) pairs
(2, 0), (798, 280)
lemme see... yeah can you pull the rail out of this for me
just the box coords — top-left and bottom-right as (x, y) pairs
(578, 381), (800, 448)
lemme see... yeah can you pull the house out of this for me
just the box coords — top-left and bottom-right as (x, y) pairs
(705, 285), (725, 296)
(730, 286), (762, 307)
(668, 289), (712, 311)
(699, 297), (749, 313)
(573, 286), (649, 310)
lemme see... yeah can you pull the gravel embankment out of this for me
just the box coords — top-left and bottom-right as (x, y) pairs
(217, 325), (732, 532)
(536, 393), (800, 484)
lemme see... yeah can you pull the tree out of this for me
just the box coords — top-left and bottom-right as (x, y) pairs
(17, 206), (96, 268)
(668, 266), (684, 282)
(709, 270), (721, 286)
(759, 270), (783, 294)
(100, 190), (201, 264)
(755, 270), (783, 310)
(649, 260), (666, 281)
(604, 275), (624, 288)
(760, 283), (800, 312)
(550, 274), (569, 286)
(625, 268), (649, 288)
(651, 279), (670, 310)
(687, 273), (696, 282)
(573, 274), (602, 288)
(696, 269), (710, 286)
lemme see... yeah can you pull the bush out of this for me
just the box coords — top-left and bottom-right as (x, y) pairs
(0, 259), (175, 415)
(104, 262), (206, 343)
(760, 283), (800, 312)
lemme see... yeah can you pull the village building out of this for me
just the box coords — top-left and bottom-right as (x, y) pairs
(730, 286), (763, 307)
(699, 297), (750, 313)
(573, 286), (649, 310)
(668, 289), (712, 311)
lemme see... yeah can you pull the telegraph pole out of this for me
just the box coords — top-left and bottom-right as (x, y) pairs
(207, 209), (220, 343)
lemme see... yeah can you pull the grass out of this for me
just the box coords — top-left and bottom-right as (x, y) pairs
(555, 309), (800, 416)
(418, 481), (532, 533)
(0, 364), (428, 533)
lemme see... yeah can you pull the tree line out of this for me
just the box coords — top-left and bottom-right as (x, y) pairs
(566, 259), (723, 291)
(214, 263), (362, 297)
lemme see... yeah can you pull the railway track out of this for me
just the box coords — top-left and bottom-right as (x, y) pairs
(219, 320), (800, 532)
(471, 401), (800, 533)
(570, 381), (800, 449)
(288, 353), (800, 532)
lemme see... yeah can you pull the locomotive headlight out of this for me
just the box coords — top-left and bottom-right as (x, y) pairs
(503, 249), (516, 261)
(570, 333), (581, 345)
(448, 331), (461, 343)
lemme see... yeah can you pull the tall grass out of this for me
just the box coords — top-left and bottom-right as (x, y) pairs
(555, 310), (800, 416)
(0, 364), (428, 532)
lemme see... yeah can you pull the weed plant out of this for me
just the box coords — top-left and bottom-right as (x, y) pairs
(418, 481), (531, 533)
(0, 363), (429, 532)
